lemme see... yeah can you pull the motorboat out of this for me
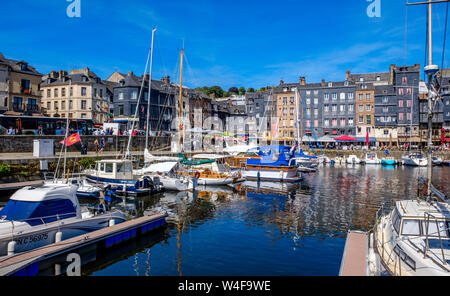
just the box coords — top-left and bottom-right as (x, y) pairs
(46, 177), (104, 199)
(0, 183), (126, 257)
(317, 155), (331, 164)
(244, 145), (302, 182)
(84, 159), (164, 195)
(381, 157), (398, 166)
(432, 156), (444, 166)
(294, 149), (319, 169)
(346, 155), (362, 164)
(334, 154), (346, 165)
(368, 199), (450, 276)
(134, 161), (191, 191)
(401, 153), (428, 167)
(365, 153), (381, 165)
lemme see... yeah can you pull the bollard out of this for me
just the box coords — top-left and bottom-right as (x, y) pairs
(7, 241), (16, 256)
(55, 263), (61, 276)
(55, 231), (63, 243)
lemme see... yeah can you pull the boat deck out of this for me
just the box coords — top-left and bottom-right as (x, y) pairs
(0, 213), (167, 276)
(339, 231), (368, 276)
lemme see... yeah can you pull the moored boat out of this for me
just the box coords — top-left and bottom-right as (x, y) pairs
(401, 153), (428, 167)
(0, 183), (126, 257)
(244, 145), (302, 182)
(381, 157), (398, 166)
(365, 153), (381, 165)
(346, 154), (362, 164)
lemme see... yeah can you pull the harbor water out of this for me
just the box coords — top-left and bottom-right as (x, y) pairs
(3, 165), (450, 276)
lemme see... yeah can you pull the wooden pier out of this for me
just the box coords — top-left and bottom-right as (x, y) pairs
(339, 231), (368, 276)
(0, 180), (44, 191)
(0, 213), (167, 276)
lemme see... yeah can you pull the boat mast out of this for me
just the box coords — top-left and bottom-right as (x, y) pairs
(271, 86), (274, 145)
(178, 48), (184, 153)
(63, 78), (72, 182)
(294, 88), (301, 153)
(408, 0), (450, 200)
(145, 27), (157, 150)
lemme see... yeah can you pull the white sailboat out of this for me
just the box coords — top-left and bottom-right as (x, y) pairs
(367, 0), (450, 276)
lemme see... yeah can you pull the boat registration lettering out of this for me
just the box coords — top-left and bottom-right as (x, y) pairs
(16, 232), (49, 245)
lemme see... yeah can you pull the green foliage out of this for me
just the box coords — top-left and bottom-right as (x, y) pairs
(0, 164), (11, 177)
(238, 86), (246, 96)
(78, 157), (98, 169)
(247, 87), (255, 93)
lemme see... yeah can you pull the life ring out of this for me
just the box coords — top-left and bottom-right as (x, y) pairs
(194, 172), (200, 179)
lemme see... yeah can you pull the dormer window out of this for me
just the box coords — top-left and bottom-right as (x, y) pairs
(376, 76), (381, 81)
(328, 82), (332, 87)
(20, 63), (27, 71)
(344, 81), (349, 86)
(360, 77), (364, 82)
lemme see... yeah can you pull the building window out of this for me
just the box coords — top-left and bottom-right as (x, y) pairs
(306, 91), (311, 96)
(359, 105), (363, 112)
(332, 93), (337, 101)
(81, 87), (87, 96)
(314, 108), (318, 116)
(130, 104), (136, 114)
(47, 89), (51, 98)
(340, 119), (346, 126)
(366, 93), (371, 100)
(340, 93), (345, 100)
(348, 118), (354, 126)
(406, 88), (412, 95)
(290, 97), (294, 104)
(118, 105), (124, 115)
(332, 104), (337, 112)
(398, 88), (404, 95)
(306, 120), (310, 128)
(324, 93), (329, 101)
(348, 93), (354, 100)
(328, 82), (333, 87)
(81, 100), (87, 110)
(382, 96), (389, 103)
(366, 115), (371, 124)
(407, 112), (411, 121)
(359, 115), (364, 123)
(131, 90), (137, 100)
(324, 120), (329, 127)
(61, 101), (65, 110)
(290, 107), (294, 115)
(94, 88), (97, 97)
(81, 113), (86, 119)
(54, 101), (58, 110)
(21, 79), (30, 93)
(324, 105), (329, 112)
(70, 87), (73, 96)
(54, 88), (58, 97)
(399, 113), (404, 121)
(332, 119), (337, 127)
(314, 98), (318, 105)
(359, 94), (363, 101)
(306, 98), (310, 105)
(61, 88), (66, 97)
(399, 100), (403, 108)
(383, 107), (388, 113)
(402, 76), (408, 84)
(406, 100), (411, 108)
(100, 89), (103, 98)
(384, 129), (389, 135)
(348, 104), (354, 112)
(306, 108), (310, 115)
(376, 76), (381, 81)
(119, 92), (124, 100)
(314, 120), (319, 127)
(69, 100), (73, 109)
(340, 105), (345, 112)
(47, 102), (50, 110)
(366, 105), (371, 111)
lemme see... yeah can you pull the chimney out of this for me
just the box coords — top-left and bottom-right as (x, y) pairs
(128, 71), (134, 77)
(321, 78), (325, 87)
(299, 77), (306, 86)
(51, 71), (58, 78)
(145, 73), (150, 81)
(346, 70), (350, 80)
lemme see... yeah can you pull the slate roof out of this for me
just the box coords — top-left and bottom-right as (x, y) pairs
(0, 52), (42, 76)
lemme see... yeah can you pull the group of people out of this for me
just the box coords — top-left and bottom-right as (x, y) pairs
(94, 137), (105, 154)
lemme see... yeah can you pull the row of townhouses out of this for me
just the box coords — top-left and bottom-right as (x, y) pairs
(0, 51), (449, 147)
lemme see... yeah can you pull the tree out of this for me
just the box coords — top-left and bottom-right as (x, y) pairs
(238, 86), (246, 96)
(247, 87), (255, 93)
(228, 87), (238, 94)
(209, 86), (225, 98)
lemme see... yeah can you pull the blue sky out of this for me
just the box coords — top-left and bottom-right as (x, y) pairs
(1, 0), (449, 90)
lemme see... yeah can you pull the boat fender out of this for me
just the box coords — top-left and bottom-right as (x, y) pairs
(55, 231), (63, 243)
(7, 241), (16, 256)
(109, 219), (115, 227)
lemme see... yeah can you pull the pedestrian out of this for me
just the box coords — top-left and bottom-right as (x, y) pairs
(94, 138), (100, 154)
(100, 137), (105, 154)
(7, 126), (15, 135)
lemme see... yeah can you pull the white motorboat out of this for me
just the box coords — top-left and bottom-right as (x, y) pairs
(84, 159), (164, 194)
(401, 153), (428, 167)
(0, 183), (126, 257)
(346, 155), (362, 164)
(318, 155), (331, 164)
(134, 161), (191, 191)
(368, 199), (450, 276)
(365, 153), (381, 165)
(46, 177), (104, 199)
(432, 156), (444, 166)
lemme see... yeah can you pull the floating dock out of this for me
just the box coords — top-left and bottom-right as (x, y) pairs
(0, 213), (167, 276)
(339, 231), (368, 276)
(0, 180), (44, 191)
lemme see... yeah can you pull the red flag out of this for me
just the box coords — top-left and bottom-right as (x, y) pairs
(59, 132), (81, 146)
(366, 131), (369, 147)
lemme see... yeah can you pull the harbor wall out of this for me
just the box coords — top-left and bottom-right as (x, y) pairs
(0, 135), (171, 153)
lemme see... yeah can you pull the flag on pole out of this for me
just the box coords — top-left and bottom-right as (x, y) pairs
(59, 132), (81, 146)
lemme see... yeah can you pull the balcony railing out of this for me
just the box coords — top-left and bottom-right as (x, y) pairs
(12, 103), (41, 113)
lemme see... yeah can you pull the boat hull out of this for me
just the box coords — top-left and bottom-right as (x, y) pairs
(244, 166), (302, 182)
(85, 175), (153, 194)
(0, 211), (126, 257)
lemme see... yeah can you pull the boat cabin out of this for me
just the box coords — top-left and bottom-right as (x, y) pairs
(93, 159), (134, 180)
(0, 183), (80, 226)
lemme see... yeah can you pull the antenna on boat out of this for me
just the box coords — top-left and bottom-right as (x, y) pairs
(178, 48), (184, 153)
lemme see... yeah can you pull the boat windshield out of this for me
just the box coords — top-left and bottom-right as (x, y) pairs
(0, 199), (76, 226)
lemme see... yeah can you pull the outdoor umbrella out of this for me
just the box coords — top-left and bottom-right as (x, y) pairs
(335, 135), (358, 141)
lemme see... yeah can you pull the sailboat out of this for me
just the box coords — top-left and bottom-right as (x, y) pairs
(84, 29), (164, 195)
(367, 0), (450, 276)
